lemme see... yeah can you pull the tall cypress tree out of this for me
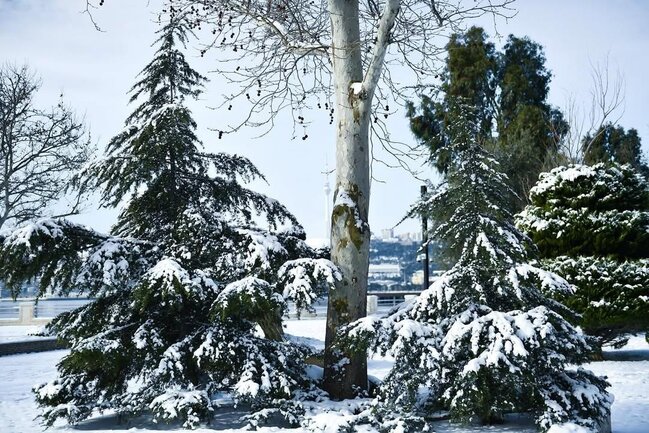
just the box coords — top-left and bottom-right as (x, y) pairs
(345, 104), (611, 433)
(407, 26), (497, 175)
(407, 27), (568, 208)
(0, 15), (338, 428)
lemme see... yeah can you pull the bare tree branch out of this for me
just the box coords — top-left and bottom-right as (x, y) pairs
(557, 57), (625, 164)
(0, 63), (94, 230)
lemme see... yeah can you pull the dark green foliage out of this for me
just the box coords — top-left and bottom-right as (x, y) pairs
(544, 256), (649, 344)
(584, 123), (649, 176)
(444, 27), (498, 141)
(407, 27), (568, 208)
(407, 27), (497, 174)
(517, 163), (649, 345)
(498, 35), (550, 128)
(1, 15), (338, 428)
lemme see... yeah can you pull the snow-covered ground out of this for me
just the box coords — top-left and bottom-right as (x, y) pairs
(0, 319), (647, 433)
(0, 325), (46, 343)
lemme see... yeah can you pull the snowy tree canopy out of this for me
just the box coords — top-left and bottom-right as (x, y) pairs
(341, 106), (611, 433)
(517, 163), (649, 346)
(0, 15), (339, 428)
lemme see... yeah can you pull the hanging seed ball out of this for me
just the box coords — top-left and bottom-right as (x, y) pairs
(218, 131), (224, 139)
(228, 105), (232, 110)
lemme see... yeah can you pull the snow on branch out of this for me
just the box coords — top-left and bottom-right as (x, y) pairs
(237, 228), (288, 271)
(0, 218), (157, 297)
(278, 258), (341, 314)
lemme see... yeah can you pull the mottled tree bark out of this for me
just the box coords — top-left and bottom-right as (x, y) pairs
(323, 0), (399, 399)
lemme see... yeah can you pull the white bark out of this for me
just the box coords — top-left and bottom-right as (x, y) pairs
(322, 0), (370, 397)
(322, 0), (399, 398)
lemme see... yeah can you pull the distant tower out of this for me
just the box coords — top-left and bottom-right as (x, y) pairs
(323, 159), (332, 244)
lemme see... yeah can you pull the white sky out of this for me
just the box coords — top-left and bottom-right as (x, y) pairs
(1, 0), (648, 239)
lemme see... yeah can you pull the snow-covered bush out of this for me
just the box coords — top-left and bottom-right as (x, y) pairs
(342, 108), (611, 432)
(517, 163), (649, 345)
(0, 16), (338, 428)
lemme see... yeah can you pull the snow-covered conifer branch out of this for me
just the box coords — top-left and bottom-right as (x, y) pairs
(278, 258), (341, 314)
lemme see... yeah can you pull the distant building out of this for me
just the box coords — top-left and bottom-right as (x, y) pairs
(380, 228), (394, 240)
(368, 263), (401, 280)
(411, 270), (424, 286)
(411, 269), (446, 287)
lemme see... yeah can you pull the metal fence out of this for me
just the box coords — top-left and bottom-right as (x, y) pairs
(1, 292), (419, 323)
(0, 302), (19, 320)
(0, 298), (91, 323)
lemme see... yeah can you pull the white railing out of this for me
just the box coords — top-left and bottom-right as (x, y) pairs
(0, 298), (91, 326)
(0, 302), (51, 326)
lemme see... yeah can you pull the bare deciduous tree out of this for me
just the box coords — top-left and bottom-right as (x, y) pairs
(0, 64), (92, 230)
(556, 58), (625, 164)
(87, 0), (515, 398)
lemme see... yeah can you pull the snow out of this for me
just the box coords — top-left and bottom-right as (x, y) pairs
(333, 191), (365, 229)
(237, 229), (287, 270)
(148, 258), (191, 284)
(350, 82), (364, 95)
(278, 258), (340, 313)
(305, 238), (329, 249)
(4, 218), (66, 249)
(546, 423), (592, 433)
(1, 323), (648, 433)
(0, 325), (45, 343)
(530, 165), (596, 197)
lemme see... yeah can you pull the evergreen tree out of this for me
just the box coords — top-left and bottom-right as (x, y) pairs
(517, 163), (649, 346)
(407, 28), (568, 207)
(407, 26), (497, 175)
(495, 35), (569, 188)
(497, 35), (551, 129)
(344, 105), (611, 432)
(0, 16), (338, 428)
(583, 123), (649, 177)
